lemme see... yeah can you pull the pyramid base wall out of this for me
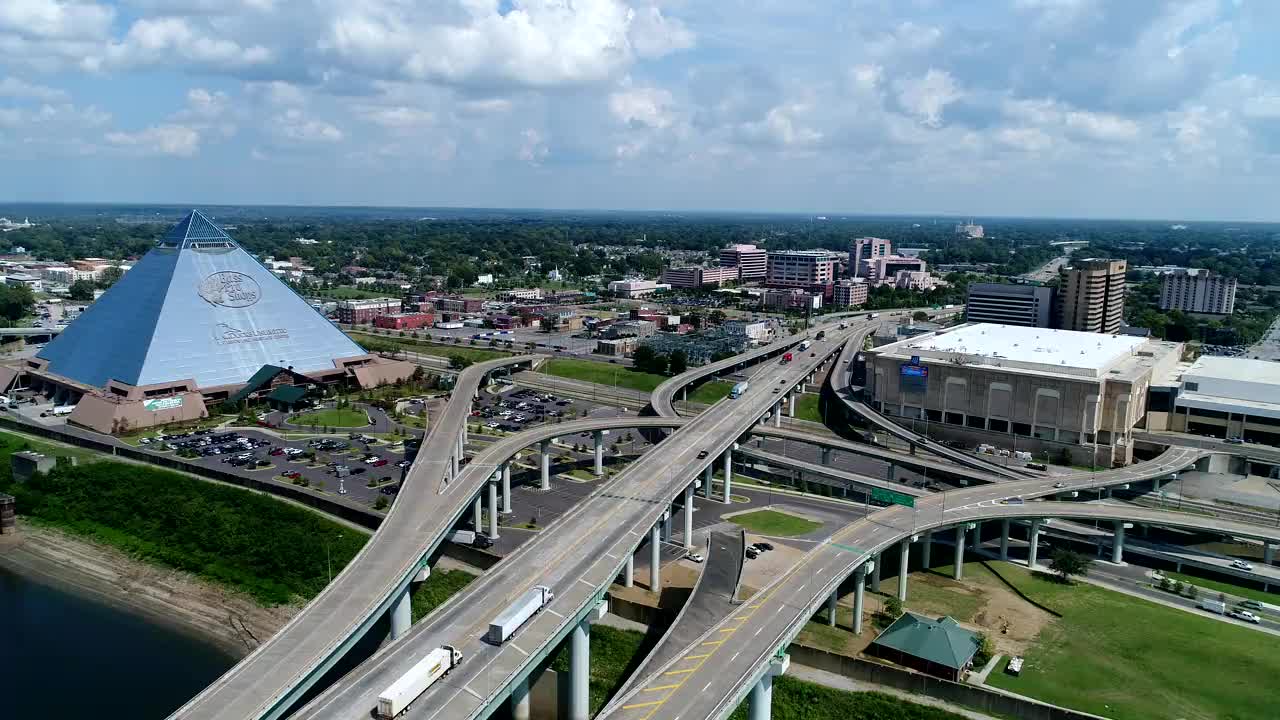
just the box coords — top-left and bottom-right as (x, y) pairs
(69, 391), (209, 435)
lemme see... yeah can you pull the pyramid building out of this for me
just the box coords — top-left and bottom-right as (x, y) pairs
(23, 211), (414, 433)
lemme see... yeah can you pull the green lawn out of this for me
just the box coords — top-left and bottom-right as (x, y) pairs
(542, 359), (667, 393)
(728, 509), (822, 537)
(290, 407), (369, 428)
(410, 569), (476, 622)
(729, 679), (970, 720)
(688, 380), (734, 404)
(794, 393), (822, 423)
(353, 333), (514, 363)
(0, 430), (98, 465)
(986, 562), (1280, 720)
(1167, 571), (1280, 607)
(549, 626), (648, 715)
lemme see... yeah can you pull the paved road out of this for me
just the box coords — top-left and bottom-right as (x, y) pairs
(826, 326), (1027, 480)
(1135, 429), (1280, 466)
(600, 447), (1219, 720)
(1245, 316), (1280, 361)
(168, 355), (538, 720)
(288, 320), (867, 720)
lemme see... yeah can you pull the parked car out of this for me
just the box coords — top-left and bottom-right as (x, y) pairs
(745, 547), (759, 560)
(686, 552), (705, 563)
(372, 459), (389, 467)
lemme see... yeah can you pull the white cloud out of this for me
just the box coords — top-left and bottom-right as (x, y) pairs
(0, 76), (69, 102)
(0, 0), (115, 40)
(95, 16), (273, 71)
(360, 106), (436, 129)
(895, 69), (961, 127)
(1064, 110), (1140, 142)
(997, 126), (1053, 152)
(273, 108), (342, 143)
(610, 85), (676, 130)
(105, 124), (201, 156)
(627, 5), (695, 59)
(519, 128), (549, 164)
(244, 81), (308, 107)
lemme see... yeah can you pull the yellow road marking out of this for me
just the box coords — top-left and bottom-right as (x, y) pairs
(642, 684), (680, 692)
(701, 640), (724, 646)
(663, 668), (696, 676)
(622, 700), (664, 709)
(717, 627), (737, 633)
(684, 653), (711, 660)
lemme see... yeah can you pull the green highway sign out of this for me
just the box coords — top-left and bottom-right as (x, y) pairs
(871, 488), (916, 508)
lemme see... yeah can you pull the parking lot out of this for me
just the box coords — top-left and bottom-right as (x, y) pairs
(471, 386), (586, 431)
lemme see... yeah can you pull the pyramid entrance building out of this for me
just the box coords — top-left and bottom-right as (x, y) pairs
(22, 211), (415, 433)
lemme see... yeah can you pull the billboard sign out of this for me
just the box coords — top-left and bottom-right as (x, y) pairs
(143, 397), (184, 412)
(900, 364), (928, 378)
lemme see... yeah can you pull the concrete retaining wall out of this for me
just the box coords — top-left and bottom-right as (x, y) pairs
(787, 645), (1103, 720)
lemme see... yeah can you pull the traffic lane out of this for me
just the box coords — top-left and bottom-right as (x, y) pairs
(1083, 563), (1280, 633)
(291, 325), (868, 720)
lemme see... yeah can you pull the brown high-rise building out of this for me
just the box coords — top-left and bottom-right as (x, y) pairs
(1061, 258), (1126, 333)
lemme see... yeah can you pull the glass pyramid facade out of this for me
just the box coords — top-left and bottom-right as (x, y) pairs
(37, 210), (368, 390)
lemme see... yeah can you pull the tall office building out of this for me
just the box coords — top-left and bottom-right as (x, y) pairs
(965, 283), (1055, 328)
(765, 250), (840, 290)
(1061, 258), (1126, 334)
(719, 244), (768, 281)
(850, 237), (891, 278)
(1159, 269), (1237, 315)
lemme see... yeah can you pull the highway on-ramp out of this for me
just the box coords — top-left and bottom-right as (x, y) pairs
(288, 322), (868, 720)
(601, 446), (1221, 720)
(170, 356), (536, 720)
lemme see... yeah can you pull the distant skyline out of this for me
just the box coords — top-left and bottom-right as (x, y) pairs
(3, 1), (1280, 221)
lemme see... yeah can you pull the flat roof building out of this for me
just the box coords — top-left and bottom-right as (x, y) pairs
(833, 278), (869, 308)
(1062, 258), (1126, 334)
(965, 283), (1055, 328)
(766, 250), (839, 291)
(1150, 356), (1280, 445)
(865, 323), (1182, 466)
(608, 279), (670, 298)
(850, 238), (891, 278)
(720, 244), (768, 281)
(1159, 269), (1236, 315)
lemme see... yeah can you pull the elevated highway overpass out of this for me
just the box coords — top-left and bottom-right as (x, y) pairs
(288, 318), (868, 720)
(602, 446), (1229, 720)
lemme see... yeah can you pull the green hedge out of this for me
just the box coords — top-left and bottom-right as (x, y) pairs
(1, 455), (366, 605)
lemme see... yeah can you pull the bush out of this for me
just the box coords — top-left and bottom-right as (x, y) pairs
(2, 462), (364, 604)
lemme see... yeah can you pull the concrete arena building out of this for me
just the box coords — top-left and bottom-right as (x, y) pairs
(864, 323), (1183, 466)
(17, 211), (414, 434)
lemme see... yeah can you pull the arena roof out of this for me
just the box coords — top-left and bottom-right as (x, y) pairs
(36, 210), (366, 390)
(879, 323), (1150, 378)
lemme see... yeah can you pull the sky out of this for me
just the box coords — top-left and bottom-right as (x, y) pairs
(2, 0), (1280, 221)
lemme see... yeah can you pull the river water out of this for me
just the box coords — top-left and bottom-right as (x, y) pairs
(0, 564), (235, 719)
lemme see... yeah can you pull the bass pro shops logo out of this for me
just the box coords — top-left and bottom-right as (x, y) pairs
(198, 271), (261, 308)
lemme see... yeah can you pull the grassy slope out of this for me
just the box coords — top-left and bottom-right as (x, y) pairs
(728, 509), (822, 536)
(1167, 571), (1280, 606)
(549, 625), (648, 715)
(986, 562), (1280, 720)
(729, 679), (970, 720)
(794, 394), (822, 423)
(410, 569), (477, 623)
(688, 380), (734, 404)
(354, 333), (514, 363)
(542, 359), (666, 393)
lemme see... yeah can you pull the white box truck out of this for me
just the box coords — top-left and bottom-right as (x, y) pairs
(729, 381), (749, 399)
(51, 405), (76, 417)
(1198, 598), (1226, 615)
(450, 530), (477, 546)
(798, 340), (813, 351)
(487, 586), (554, 644)
(375, 645), (462, 719)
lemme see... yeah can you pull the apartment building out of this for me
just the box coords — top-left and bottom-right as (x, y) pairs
(765, 250), (839, 290)
(660, 265), (739, 289)
(833, 278), (869, 307)
(1061, 258), (1126, 334)
(1159, 269), (1237, 315)
(850, 238), (892, 278)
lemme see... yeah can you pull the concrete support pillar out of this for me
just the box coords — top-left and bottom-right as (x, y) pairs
(1265, 541), (1275, 566)
(1112, 520), (1125, 564)
(568, 620), (590, 720)
(450, 451), (459, 480)
(773, 403), (782, 427)
(593, 430), (605, 477)
(821, 447), (833, 465)
(472, 495), (482, 530)
(921, 531), (932, 569)
(511, 677), (531, 720)
(702, 464), (713, 498)
(540, 439), (552, 491)
(854, 565), (868, 635)
(723, 450), (733, 504)
(971, 521), (982, 550)
(826, 590), (838, 627)
(1000, 519), (1010, 561)
(389, 586), (411, 640)
(1028, 519), (1042, 569)
(954, 526), (966, 581)
(501, 462), (513, 515)
(487, 479), (499, 539)
(788, 393), (796, 418)
(898, 538), (910, 602)
(624, 553), (634, 588)
(649, 523), (661, 591)
(683, 484), (695, 548)
(748, 671), (774, 720)
(870, 552), (881, 592)
(662, 508), (672, 543)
